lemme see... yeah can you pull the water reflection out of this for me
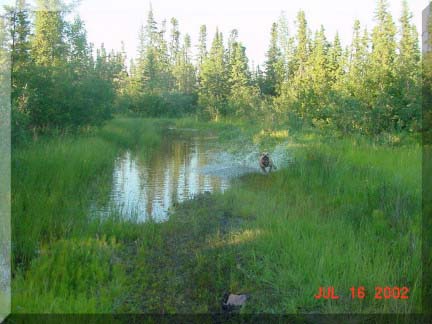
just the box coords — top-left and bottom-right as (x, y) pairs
(105, 131), (230, 221)
(93, 130), (291, 222)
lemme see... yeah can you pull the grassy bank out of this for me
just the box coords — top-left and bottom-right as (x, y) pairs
(11, 117), (421, 314)
(119, 134), (421, 314)
(11, 118), (165, 312)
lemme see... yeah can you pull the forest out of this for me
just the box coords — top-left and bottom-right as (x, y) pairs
(1, 0), (430, 316)
(1, 0), (424, 143)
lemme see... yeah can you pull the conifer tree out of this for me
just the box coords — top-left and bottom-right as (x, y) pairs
(395, 0), (420, 130)
(145, 4), (158, 48)
(369, 0), (397, 132)
(169, 17), (180, 66)
(292, 10), (310, 78)
(347, 20), (370, 101)
(227, 39), (259, 116)
(7, 0), (31, 74)
(263, 22), (284, 96)
(277, 12), (295, 81)
(276, 10), (311, 122)
(198, 28), (228, 119)
(66, 16), (91, 74)
(31, 0), (67, 67)
(327, 33), (344, 86)
(197, 24), (207, 74)
(303, 26), (329, 120)
(173, 34), (196, 93)
(226, 29), (238, 78)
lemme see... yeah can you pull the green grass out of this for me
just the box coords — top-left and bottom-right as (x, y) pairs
(119, 136), (421, 314)
(11, 118), (165, 312)
(11, 117), (421, 314)
(225, 139), (421, 313)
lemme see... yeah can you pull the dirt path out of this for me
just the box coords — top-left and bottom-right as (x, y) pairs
(119, 193), (246, 314)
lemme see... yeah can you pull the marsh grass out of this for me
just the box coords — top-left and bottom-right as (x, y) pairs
(114, 126), (421, 314)
(223, 139), (421, 313)
(11, 118), (165, 312)
(11, 117), (421, 314)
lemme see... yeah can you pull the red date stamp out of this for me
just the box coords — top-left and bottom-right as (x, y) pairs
(314, 286), (409, 299)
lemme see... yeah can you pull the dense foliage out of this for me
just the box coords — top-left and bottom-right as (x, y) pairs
(1, 0), (424, 142)
(3, 0), (127, 144)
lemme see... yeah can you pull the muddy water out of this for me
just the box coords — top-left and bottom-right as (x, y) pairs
(94, 129), (289, 222)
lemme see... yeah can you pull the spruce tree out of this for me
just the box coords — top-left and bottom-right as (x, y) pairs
(228, 39), (259, 116)
(66, 16), (91, 74)
(169, 17), (180, 66)
(293, 10), (310, 77)
(277, 11), (291, 78)
(369, 0), (397, 132)
(395, 0), (420, 130)
(327, 32), (344, 86)
(198, 28), (228, 119)
(263, 22), (284, 96)
(173, 34), (196, 93)
(31, 0), (67, 67)
(197, 25), (207, 74)
(304, 26), (329, 120)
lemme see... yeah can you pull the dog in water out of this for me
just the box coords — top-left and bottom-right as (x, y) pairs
(259, 152), (276, 173)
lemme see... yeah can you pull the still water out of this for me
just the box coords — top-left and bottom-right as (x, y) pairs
(94, 129), (288, 222)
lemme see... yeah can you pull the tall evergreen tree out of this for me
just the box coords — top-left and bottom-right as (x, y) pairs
(292, 10), (310, 77)
(395, 0), (420, 130)
(347, 20), (370, 100)
(169, 17), (180, 66)
(196, 24), (207, 73)
(303, 26), (329, 119)
(145, 3), (158, 48)
(173, 34), (196, 93)
(198, 28), (228, 119)
(227, 29), (239, 70)
(370, 0), (397, 87)
(31, 0), (67, 67)
(277, 12), (294, 80)
(369, 0), (397, 132)
(155, 18), (171, 92)
(66, 16), (91, 74)
(263, 22), (284, 96)
(7, 0), (31, 74)
(276, 10), (311, 122)
(135, 7), (172, 94)
(327, 32), (344, 86)
(228, 40), (259, 117)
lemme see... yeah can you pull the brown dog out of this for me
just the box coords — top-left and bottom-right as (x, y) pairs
(259, 152), (276, 173)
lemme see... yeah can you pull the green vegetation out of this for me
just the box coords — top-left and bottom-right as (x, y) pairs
(2, 0), (426, 316)
(121, 129), (421, 314)
(1, 0), (422, 142)
(10, 118), (421, 314)
(11, 118), (162, 270)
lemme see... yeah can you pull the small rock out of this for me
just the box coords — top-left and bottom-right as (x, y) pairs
(222, 293), (248, 311)
(226, 294), (247, 306)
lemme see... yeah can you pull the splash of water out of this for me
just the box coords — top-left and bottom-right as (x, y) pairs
(200, 141), (291, 178)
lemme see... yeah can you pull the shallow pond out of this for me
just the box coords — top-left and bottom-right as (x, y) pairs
(93, 128), (289, 222)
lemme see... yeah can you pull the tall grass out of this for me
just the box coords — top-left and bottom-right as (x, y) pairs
(108, 122), (421, 314)
(12, 136), (117, 268)
(11, 118), (165, 312)
(219, 139), (421, 313)
(11, 117), (421, 314)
